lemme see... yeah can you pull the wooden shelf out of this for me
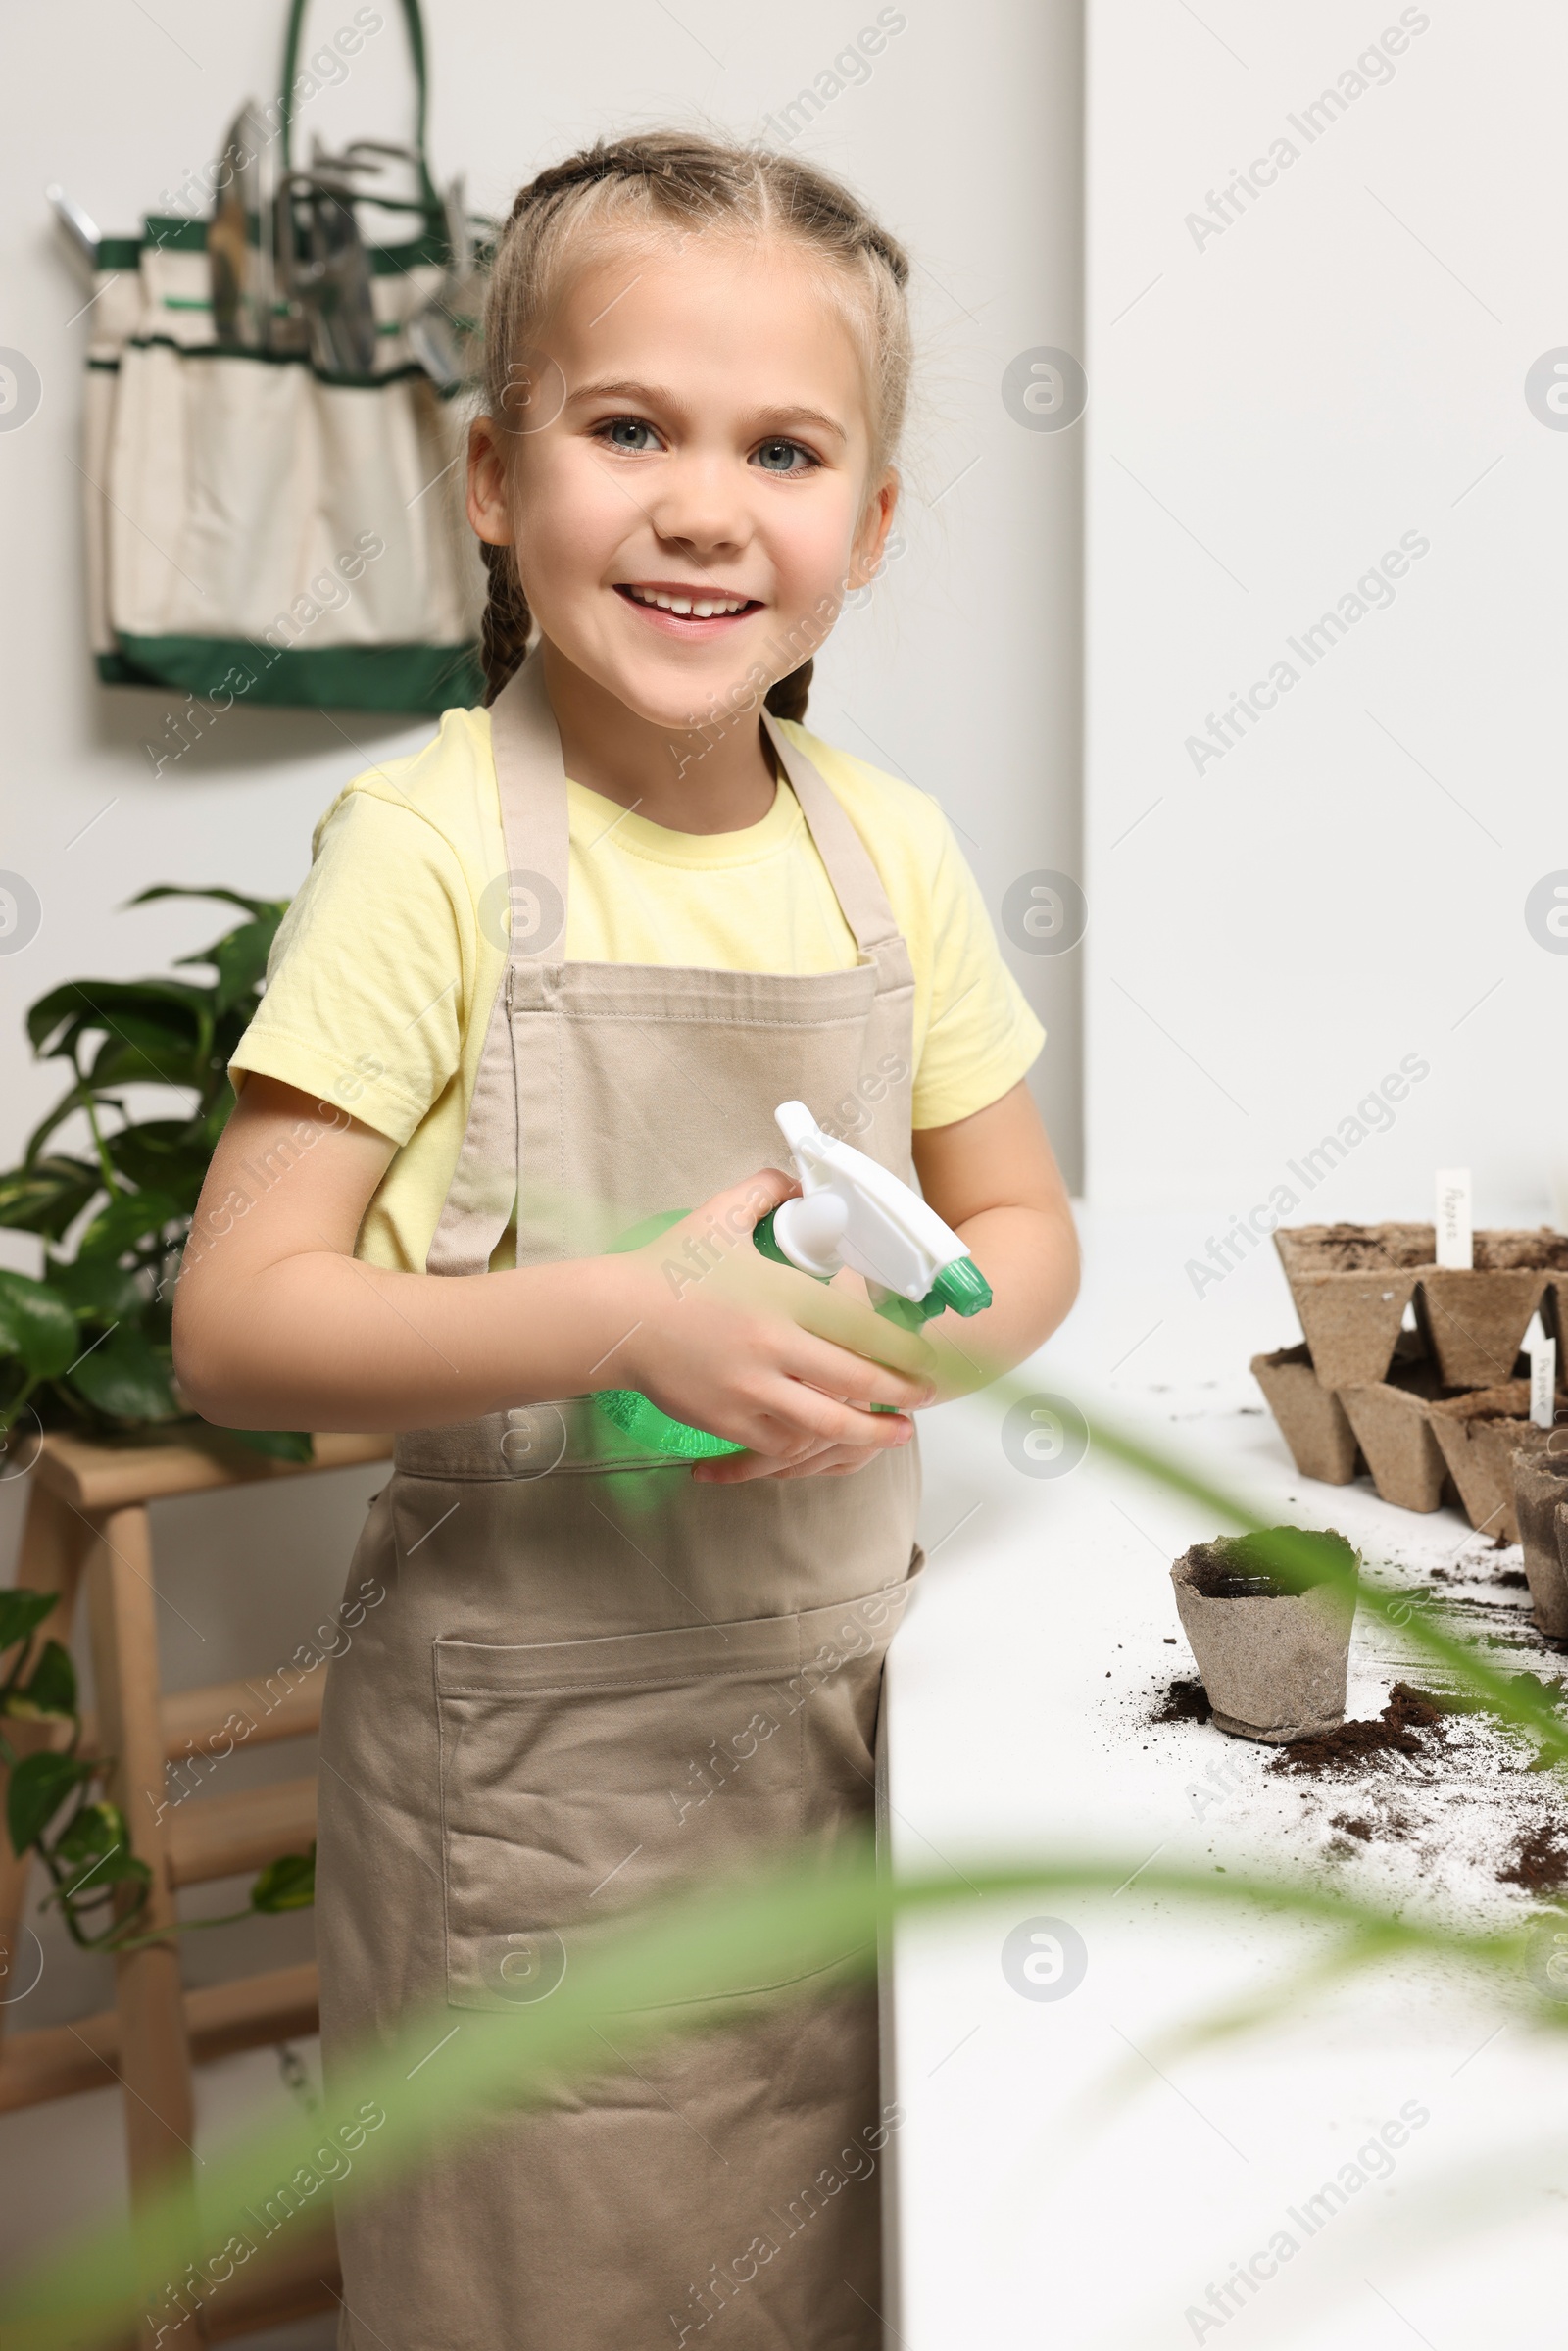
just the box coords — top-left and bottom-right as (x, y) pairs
(0, 1963), (319, 2113)
(78, 1665), (327, 1767)
(166, 1778), (318, 1889)
(1, 1438), (369, 2340)
(35, 1428), (392, 1515)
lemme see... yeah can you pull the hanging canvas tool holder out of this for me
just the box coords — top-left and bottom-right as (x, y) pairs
(68, 0), (488, 714)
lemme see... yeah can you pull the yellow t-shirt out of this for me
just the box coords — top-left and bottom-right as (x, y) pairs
(229, 706), (1045, 1269)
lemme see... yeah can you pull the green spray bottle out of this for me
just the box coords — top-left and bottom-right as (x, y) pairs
(595, 1100), (993, 1459)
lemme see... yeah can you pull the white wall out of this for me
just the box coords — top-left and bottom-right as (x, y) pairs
(1086, 0), (1563, 1231)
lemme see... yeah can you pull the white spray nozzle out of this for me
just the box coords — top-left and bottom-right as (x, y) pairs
(770, 1100), (972, 1304)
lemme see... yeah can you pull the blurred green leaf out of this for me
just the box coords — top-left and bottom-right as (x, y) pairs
(0, 1156), (101, 1240)
(85, 1017), (207, 1094)
(185, 911), (283, 1015)
(130, 885), (279, 919)
(26, 980), (212, 1067)
(46, 1259), (143, 1325)
(0, 1590), (57, 1659)
(217, 1427), (314, 1463)
(8, 1639), (77, 1721)
(69, 1327), (179, 1424)
(250, 1844), (316, 1913)
(105, 1121), (210, 1209)
(74, 1189), (183, 1264)
(6, 1751), (95, 1855)
(52, 1800), (127, 1869)
(0, 1273), (79, 1380)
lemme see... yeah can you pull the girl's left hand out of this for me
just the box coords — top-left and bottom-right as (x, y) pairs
(691, 1422), (906, 1484)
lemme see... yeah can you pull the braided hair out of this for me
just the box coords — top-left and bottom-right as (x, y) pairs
(473, 132), (912, 712)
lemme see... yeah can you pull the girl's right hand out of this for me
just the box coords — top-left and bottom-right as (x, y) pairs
(606, 1165), (936, 1465)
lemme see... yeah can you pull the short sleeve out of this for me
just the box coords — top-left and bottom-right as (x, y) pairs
(911, 823), (1046, 1130)
(228, 790), (472, 1146)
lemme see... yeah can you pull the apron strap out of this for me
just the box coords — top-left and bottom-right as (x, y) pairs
(760, 710), (902, 957)
(488, 646), (570, 954)
(424, 650), (565, 1274)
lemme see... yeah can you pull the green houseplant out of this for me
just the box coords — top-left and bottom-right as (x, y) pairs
(0, 885), (307, 1462)
(0, 887), (316, 1944)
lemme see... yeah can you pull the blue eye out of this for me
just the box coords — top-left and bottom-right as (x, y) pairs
(601, 417), (658, 451)
(754, 437), (814, 473)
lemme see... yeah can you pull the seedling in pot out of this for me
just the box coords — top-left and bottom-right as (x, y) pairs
(1171, 1528), (1359, 1745)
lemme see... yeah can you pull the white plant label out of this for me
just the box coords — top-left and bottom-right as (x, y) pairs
(1435, 1168), (1473, 1268)
(1533, 1336), (1557, 1431)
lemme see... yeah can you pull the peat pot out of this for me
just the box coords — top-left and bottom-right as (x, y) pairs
(1249, 1345), (1361, 1486)
(1171, 1530), (1359, 1744)
(1510, 1444), (1568, 1639)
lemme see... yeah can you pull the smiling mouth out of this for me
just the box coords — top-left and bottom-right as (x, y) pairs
(615, 583), (762, 625)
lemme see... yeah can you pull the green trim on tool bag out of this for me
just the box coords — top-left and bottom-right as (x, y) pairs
(133, 219), (449, 276)
(109, 635), (482, 713)
(95, 651), (146, 685)
(122, 334), (462, 395)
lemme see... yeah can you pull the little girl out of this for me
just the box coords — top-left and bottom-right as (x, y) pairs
(176, 130), (1078, 2351)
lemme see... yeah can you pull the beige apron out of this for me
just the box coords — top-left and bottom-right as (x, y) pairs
(317, 650), (923, 2350)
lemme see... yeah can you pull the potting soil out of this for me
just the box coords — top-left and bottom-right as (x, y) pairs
(1268, 1682), (1446, 1775)
(1151, 1676), (1213, 1725)
(1184, 1527), (1355, 1600)
(1497, 1823), (1568, 1893)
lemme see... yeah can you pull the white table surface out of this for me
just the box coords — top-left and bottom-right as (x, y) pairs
(888, 1207), (1568, 2351)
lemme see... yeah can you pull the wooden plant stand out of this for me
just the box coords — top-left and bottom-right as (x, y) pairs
(0, 1426), (391, 2345)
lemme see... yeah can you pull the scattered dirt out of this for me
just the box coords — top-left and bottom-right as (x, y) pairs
(1497, 1824), (1568, 1893)
(1152, 1676), (1212, 1726)
(1495, 1570), (1530, 1591)
(1270, 1683), (1448, 1776)
(1332, 1814), (1376, 1842)
(1184, 1528), (1355, 1601)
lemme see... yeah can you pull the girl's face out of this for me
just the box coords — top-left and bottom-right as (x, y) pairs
(467, 233), (897, 736)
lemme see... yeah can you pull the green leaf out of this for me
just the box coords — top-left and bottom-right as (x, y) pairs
(9, 1640), (77, 1721)
(26, 979), (212, 1067)
(105, 1121), (210, 1211)
(0, 1273), (80, 1380)
(74, 1189), (184, 1264)
(183, 911), (283, 1015)
(249, 1844), (316, 1913)
(0, 1590), (57, 1659)
(6, 1751), (95, 1855)
(68, 1326), (179, 1424)
(216, 1427), (314, 1463)
(52, 1800), (126, 1868)
(86, 1017), (207, 1094)
(45, 1258), (143, 1325)
(130, 885), (280, 920)
(0, 1157), (101, 1241)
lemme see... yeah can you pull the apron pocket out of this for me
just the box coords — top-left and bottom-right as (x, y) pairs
(435, 1576), (917, 2014)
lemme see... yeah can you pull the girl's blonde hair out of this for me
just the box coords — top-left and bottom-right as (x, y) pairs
(475, 130), (912, 711)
